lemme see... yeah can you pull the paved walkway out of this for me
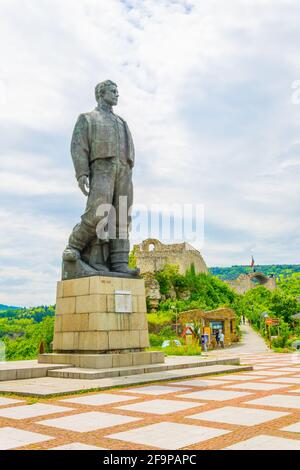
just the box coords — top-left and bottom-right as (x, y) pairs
(1, 351), (300, 450)
(1, 325), (299, 451)
(233, 323), (271, 354)
(210, 323), (271, 357)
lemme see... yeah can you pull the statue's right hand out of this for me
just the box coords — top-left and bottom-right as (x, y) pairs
(78, 175), (89, 196)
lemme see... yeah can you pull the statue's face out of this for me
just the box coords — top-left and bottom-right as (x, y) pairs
(102, 84), (119, 106)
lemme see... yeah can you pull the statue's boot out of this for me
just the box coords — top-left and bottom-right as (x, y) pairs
(62, 245), (81, 262)
(110, 239), (140, 277)
(63, 222), (95, 261)
(88, 240), (110, 273)
(63, 228), (111, 275)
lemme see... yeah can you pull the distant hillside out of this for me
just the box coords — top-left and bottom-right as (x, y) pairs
(209, 265), (300, 281)
(0, 304), (19, 311)
(0, 305), (54, 321)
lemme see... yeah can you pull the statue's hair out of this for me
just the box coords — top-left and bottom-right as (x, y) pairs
(95, 80), (117, 102)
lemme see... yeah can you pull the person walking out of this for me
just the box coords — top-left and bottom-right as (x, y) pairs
(219, 331), (225, 349)
(201, 334), (208, 353)
(215, 329), (220, 348)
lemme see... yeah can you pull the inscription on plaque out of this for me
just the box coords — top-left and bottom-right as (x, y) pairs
(115, 290), (132, 313)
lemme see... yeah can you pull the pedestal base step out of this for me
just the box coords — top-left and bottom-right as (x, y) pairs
(0, 361), (253, 397)
(38, 351), (164, 370)
(47, 356), (248, 380)
(0, 361), (70, 382)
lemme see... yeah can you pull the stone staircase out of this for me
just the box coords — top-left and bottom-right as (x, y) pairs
(0, 360), (70, 381)
(46, 356), (251, 380)
(0, 356), (253, 397)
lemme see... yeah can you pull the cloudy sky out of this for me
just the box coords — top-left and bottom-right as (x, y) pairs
(0, 0), (300, 306)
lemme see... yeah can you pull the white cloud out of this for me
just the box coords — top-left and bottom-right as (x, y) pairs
(0, 208), (69, 306)
(0, 152), (79, 198)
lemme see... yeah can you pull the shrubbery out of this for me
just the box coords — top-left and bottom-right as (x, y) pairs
(155, 265), (236, 311)
(235, 273), (300, 350)
(150, 266), (300, 353)
(162, 343), (202, 356)
(0, 307), (55, 361)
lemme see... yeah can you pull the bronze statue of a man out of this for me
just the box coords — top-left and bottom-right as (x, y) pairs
(62, 80), (139, 279)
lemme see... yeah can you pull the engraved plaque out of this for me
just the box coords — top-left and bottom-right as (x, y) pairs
(114, 290), (132, 313)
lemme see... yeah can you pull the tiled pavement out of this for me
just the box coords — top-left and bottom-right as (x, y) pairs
(1, 352), (300, 450)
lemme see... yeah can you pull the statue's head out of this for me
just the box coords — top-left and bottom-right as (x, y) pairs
(95, 80), (118, 106)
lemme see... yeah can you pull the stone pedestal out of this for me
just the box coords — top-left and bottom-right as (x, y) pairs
(39, 276), (164, 368)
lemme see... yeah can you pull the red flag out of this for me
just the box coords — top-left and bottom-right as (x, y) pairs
(250, 256), (255, 268)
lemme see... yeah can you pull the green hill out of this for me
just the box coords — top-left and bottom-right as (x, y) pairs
(209, 265), (300, 280)
(0, 305), (55, 361)
(0, 304), (19, 311)
(0, 306), (54, 321)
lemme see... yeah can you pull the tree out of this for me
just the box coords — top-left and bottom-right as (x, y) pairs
(269, 291), (298, 323)
(277, 272), (300, 298)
